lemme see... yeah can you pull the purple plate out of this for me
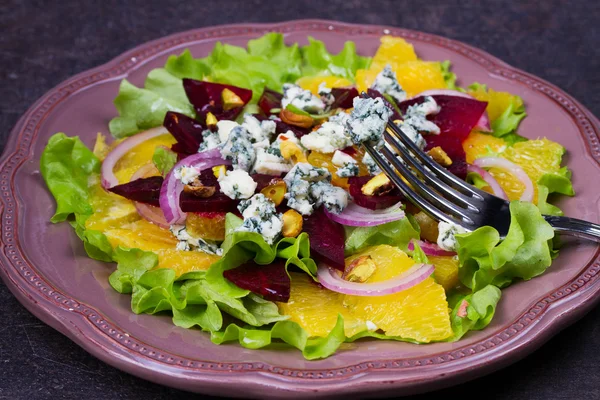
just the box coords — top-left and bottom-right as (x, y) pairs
(1, 20), (600, 399)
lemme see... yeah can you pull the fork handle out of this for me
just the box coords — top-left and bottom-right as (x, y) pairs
(544, 215), (600, 242)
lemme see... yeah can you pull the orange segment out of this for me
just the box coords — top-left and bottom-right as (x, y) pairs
(114, 133), (176, 183)
(462, 131), (507, 164)
(429, 255), (460, 291)
(277, 273), (367, 338)
(370, 36), (418, 70)
(296, 76), (353, 95)
(307, 149), (369, 189)
(357, 61), (446, 98)
(186, 212), (227, 241)
(468, 86), (524, 122)
(344, 245), (452, 342)
(85, 184), (140, 231)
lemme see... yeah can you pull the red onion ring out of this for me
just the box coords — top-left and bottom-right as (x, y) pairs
(414, 89), (491, 132)
(159, 151), (230, 225)
(473, 157), (533, 202)
(467, 164), (508, 200)
(317, 262), (434, 296)
(408, 239), (456, 257)
(324, 201), (405, 227)
(101, 126), (170, 189)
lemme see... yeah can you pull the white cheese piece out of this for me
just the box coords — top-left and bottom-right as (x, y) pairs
(236, 193), (283, 245)
(300, 121), (352, 154)
(219, 126), (256, 171)
(362, 152), (381, 175)
(252, 148), (292, 176)
(241, 114), (276, 147)
(170, 225), (223, 255)
(217, 120), (240, 143)
(331, 150), (357, 167)
(437, 221), (468, 252)
(198, 129), (221, 152)
(218, 169), (257, 200)
(403, 95), (441, 135)
(347, 97), (393, 147)
(371, 64), (407, 103)
(173, 165), (201, 185)
(282, 83), (326, 114)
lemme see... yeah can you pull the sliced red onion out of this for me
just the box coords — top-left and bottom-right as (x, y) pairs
(473, 157), (533, 202)
(467, 164), (508, 200)
(324, 201), (405, 227)
(317, 262), (434, 296)
(414, 89), (491, 132)
(159, 151), (230, 225)
(408, 239), (456, 257)
(101, 126), (170, 189)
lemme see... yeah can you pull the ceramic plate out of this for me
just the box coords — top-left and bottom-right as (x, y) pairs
(1, 20), (600, 399)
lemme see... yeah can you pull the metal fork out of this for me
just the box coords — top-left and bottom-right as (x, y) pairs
(362, 98), (600, 242)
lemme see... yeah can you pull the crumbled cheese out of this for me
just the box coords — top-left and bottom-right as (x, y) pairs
(170, 225), (223, 255)
(362, 152), (381, 175)
(237, 193), (283, 245)
(219, 126), (256, 171)
(174, 165), (201, 185)
(403, 95), (441, 135)
(300, 120), (352, 154)
(328, 110), (350, 126)
(396, 122), (427, 150)
(252, 148), (292, 176)
(318, 82), (335, 109)
(198, 129), (222, 152)
(283, 163), (348, 215)
(332, 150), (359, 177)
(218, 169), (257, 200)
(282, 83), (326, 114)
(371, 65), (407, 103)
(437, 221), (468, 252)
(346, 97), (393, 147)
(217, 120), (240, 143)
(241, 114), (276, 148)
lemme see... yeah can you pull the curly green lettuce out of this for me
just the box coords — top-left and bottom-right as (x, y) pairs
(344, 216), (420, 255)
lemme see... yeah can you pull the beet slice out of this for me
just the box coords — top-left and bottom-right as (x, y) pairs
(258, 87), (283, 116)
(399, 95), (488, 142)
(340, 146), (357, 156)
(108, 176), (164, 207)
(223, 260), (290, 302)
(163, 111), (204, 156)
(302, 207), (346, 271)
(182, 79), (252, 122)
(367, 88), (402, 120)
(274, 120), (310, 138)
(179, 191), (238, 213)
(348, 176), (404, 210)
(330, 87), (359, 109)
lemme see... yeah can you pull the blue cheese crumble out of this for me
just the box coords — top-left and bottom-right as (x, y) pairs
(237, 193), (283, 245)
(219, 126), (256, 171)
(198, 129), (221, 152)
(174, 165), (201, 185)
(395, 122), (427, 150)
(437, 221), (468, 252)
(300, 119), (352, 154)
(318, 82), (335, 109)
(241, 114), (276, 149)
(283, 163), (348, 215)
(371, 65), (407, 103)
(252, 148), (292, 176)
(362, 152), (381, 175)
(217, 120), (240, 143)
(403, 95), (441, 135)
(346, 97), (393, 148)
(281, 83), (326, 114)
(170, 225), (223, 255)
(218, 169), (257, 200)
(332, 150), (359, 177)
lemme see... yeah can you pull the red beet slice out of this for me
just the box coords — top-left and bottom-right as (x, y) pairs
(223, 260), (290, 302)
(108, 176), (164, 207)
(179, 191), (238, 213)
(258, 87), (283, 116)
(163, 111), (204, 156)
(274, 120), (310, 138)
(331, 87), (359, 109)
(302, 207), (346, 271)
(340, 146), (357, 156)
(348, 176), (404, 210)
(182, 79), (252, 122)
(399, 95), (488, 142)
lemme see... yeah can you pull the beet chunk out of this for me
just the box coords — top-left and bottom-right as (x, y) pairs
(347, 176), (404, 210)
(108, 176), (163, 207)
(302, 207), (346, 271)
(223, 260), (290, 303)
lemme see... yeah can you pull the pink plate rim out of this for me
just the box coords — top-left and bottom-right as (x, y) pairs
(1, 19), (600, 398)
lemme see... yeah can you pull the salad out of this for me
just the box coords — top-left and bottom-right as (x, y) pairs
(40, 34), (574, 360)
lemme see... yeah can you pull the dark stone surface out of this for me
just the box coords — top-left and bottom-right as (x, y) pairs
(1, 0), (599, 398)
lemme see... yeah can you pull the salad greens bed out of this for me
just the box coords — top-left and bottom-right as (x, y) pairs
(41, 33), (572, 359)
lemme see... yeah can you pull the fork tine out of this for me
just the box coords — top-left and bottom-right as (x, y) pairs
(382, 130), (481, 212)
(364, 146), (467, 227)
(378, 145), (476, 224)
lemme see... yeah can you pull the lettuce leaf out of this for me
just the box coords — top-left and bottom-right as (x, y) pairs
(536, 169), (574, 216)
(344, 216), (420, 255)
(152, 146), (177, 176)
(441, 60), (458, 90)
(211, 314), (346, 360)
(300, 37), (371, 81)
(447, 285), (502, 340)
(40, 133), (100, 222)
(491, 99), (527, 137)
(109, 78), (196, 138)
(456, 201), (555, 291)
(164, 48), (212, 80)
